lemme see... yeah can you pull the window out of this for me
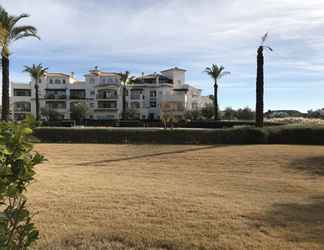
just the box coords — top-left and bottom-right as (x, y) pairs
(90, 90), (95, 96)
(45, 89), (66, 99)
(150, 101), (157, 108)
(62, 79), (66, 84)
(130, 89), (141, 100)
(14, 102), (31, 112)
(49, 79), (53, 84)
(90, 103), (95, 108)
(150, 90), (157, 97)
(46, 101), (66, 109)
(55, 79), (61, 84)
(131, 102), (140, 109)
(97, 101), (117, 109)
(97, 89), (117, 99)
(70, 89), (86, 99)
(14, 89), (31, 96)
(89, 78), (95, 84)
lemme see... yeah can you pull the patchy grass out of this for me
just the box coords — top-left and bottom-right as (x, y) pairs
(267, 117), (324, 126)
(29, 144), (324, 249)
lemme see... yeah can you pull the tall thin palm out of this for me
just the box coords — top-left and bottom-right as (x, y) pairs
(204, 64), (230, 120)
(23, 64), (48, 121)
(0, 6), (39, 121)
(256, 33), (272, 127)
(118, 71), (136, 120)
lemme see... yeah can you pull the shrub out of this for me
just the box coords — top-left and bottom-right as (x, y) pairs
(201, 104), (214, 119)
(70, 103), (89, 124)
(41, 107), (63, 121)
(0, 122), (45, 249)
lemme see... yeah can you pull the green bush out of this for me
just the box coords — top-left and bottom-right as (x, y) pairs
(0, 122), (45, 249)
(33, 126), (269, 144)
(33, 125), (324, 145)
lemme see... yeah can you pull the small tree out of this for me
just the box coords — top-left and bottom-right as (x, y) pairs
(201, 104), (214, 119)
(222, 107), (236, 120)
(237, 107), (255, 120)
(204, 64), (230, 120)
(40, 107), (62, 121)
(0, 122), (45, 249)
(23, 64), (48, 121)
(70, 103), (88, 125)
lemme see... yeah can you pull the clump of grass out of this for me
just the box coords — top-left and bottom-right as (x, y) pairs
(267, 117), (324, 126)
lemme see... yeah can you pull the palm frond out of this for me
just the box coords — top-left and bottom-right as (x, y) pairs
(11, 25), (39, 41)
(261, 32), (268, 45)
(204, 64), (230, 81)
(10, 13), (29, 28)
(263, 46), (273, 52)
(23, 63), (48, 81)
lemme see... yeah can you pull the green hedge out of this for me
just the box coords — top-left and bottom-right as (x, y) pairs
(32, 125), (324, 145)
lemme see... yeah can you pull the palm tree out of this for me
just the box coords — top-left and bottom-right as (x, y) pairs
(204, 64), (230, 120)
(256, 33), (272, 127)
(23, 64), (48, 121)
(0, 6), (39, 121)
(118, 71), (136, 120)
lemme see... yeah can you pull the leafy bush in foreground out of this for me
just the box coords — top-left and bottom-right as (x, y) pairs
(0, 123), (45, 249)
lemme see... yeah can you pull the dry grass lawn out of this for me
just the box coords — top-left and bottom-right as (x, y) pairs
(28, 144), (324, 250)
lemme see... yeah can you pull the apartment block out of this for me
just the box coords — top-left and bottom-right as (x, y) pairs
(11, 67), (212, 121)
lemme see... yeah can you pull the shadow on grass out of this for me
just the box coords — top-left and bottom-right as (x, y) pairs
(289, 156), (324, 176)
(35, 232), (207, 250)
(76, 145), (223, 166)
(248, 196), (324, 246)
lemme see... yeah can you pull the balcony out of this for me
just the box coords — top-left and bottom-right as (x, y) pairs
(96, 94), (118, 100)
(70, 95), (86, 100)
(14, 102), (31, 113)
(45, 94), (67, 99)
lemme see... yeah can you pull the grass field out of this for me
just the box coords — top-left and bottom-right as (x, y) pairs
(28, 144), (324, 250)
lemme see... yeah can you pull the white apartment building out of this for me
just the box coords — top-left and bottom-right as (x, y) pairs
(11, 67), (212, 121)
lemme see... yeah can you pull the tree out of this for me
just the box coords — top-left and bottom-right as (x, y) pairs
(0, 6), (39, 121)
(223, 107), (236, 120)
(0, 122), (45, 249)
(118, 71), (136, 120)
(70, 102), (88, 124)
(23, 64), (48, 121)
(40, 107), (62, 121)
(256, 33), (272, 127)
(201, 104), (214, 119)
(237, 107), (255, 120)
(204, 64), (230, 120)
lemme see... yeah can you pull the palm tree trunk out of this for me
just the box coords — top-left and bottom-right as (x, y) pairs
(256, 46), (264, 127)
(1, 52), (10, 121)
(35, 81), (40, 121)
(122, 85), (126, 120)
(214, 81), (219, 120)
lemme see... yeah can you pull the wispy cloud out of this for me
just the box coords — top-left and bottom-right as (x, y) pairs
(2, 0), (324, 111)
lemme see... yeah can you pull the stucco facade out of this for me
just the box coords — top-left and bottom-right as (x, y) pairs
(11, 67), (212, 121)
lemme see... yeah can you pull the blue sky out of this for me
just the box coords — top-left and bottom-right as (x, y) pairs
(2, 0), (324, 111)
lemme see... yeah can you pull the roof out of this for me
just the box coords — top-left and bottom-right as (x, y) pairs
(161, 67), (186, 72)
(46, 72), (70, 77)
(135, 74), (173, 83)
(85, 71), (119, 77)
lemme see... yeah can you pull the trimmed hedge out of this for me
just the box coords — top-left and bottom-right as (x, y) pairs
(44, 119), (281, 128)
(32, 125), (324, 145)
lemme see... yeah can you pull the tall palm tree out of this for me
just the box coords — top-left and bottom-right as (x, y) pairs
(256, 33), (272, 127)
(23, 64), (48, 121)
(204, 64), (230, 120)
(0, 6), (39, 121)
(118, 71), (136, 120)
